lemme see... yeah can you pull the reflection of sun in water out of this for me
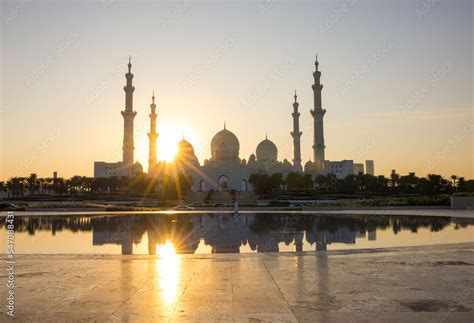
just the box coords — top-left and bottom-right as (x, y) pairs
(156, 241), (180, 305)
(157, 240), (177, 258)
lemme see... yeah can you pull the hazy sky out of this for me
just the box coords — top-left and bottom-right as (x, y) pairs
(1, 0), (472, 180)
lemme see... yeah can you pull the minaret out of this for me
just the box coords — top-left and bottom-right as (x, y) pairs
(291, 90), (303, 172)
(310, 54), (326, 174)
(148, 92), (158, 173)
(121, 56), (137, 166)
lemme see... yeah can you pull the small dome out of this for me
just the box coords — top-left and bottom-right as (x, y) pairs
(177, 139), (195, 156)
(211, 126), (240, 161)
(132, 162), (143, 174)
(304, 160), (315, 173)
(175, 139), (198, 165)
(247, 154), (256, 165)
(256, 137), (278, 162)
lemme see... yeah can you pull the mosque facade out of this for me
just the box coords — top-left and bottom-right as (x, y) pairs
(93, 56), (375, 191)
(170, 125), (294, 192)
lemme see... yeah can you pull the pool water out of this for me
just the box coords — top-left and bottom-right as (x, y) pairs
(1, 213), (473, 255)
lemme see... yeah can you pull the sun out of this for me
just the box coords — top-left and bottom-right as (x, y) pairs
(138, 124), (200, 164)
(156, 125), (181, 162)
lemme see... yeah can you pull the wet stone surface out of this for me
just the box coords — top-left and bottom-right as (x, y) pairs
(0, 243), (473, 322)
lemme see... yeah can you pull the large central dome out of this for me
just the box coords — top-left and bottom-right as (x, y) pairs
(211, 124), (240, 161)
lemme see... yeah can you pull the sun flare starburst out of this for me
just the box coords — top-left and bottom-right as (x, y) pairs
(157, 240), (177, 259)
(137, 124), (201, 165)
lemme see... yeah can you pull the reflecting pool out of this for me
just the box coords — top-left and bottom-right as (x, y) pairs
(1, 213), (473, 254)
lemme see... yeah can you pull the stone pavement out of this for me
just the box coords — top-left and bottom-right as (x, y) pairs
(1, 243), (473, 322)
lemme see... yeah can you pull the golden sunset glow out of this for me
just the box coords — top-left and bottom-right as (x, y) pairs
(156, 241), (180, 304)
(156, 126), (181, 162)
(157, 240), (177, 259)
(137, 124), (203, 165)
(2, 1), (473, 321)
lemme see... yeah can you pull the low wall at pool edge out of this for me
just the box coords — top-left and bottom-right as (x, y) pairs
(451, 197), (474, 210)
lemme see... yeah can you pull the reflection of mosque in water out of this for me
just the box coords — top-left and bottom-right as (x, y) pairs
(5, 214), (472, 255)
(78, 215), (370, 254)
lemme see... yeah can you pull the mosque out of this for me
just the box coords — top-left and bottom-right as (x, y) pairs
(94, 56), (375, 192)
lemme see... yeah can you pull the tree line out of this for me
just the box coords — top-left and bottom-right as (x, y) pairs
(1, 171), (472, 198)
(249, 172), (473, 195)
(0, 171), (193, 199)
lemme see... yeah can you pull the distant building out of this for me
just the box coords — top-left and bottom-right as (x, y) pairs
(353, 163), (364, 175)
(366, 160), (375, 176)
(93, 162), (129, 178)
(324, 160), (354, 179)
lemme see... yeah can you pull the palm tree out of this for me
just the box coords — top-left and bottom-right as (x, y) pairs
(26, 173), (39, 196)
(338, 175), (358, 194)
(314, 175), (327, 190)
(249, 173), (269, 194)
(457, 177), (466, 191)
(82, 177), (93, 193)
(399, 172), (418, 194)
(362, 174), (378, 193)
(390, 172), (399, 188)
(450, 175), (458, 189)
(7, 177), (24, 198)
(44, 177), (54, 195)
(326, 173), (338, 191)
(108, 176), (120, 192)
(38, 177), (47, 195)
(356, 173), (365, 192)
(376, 175), (389, 194)
(53, 178), (67, 196)
(301, 174), (314, 190)
(0, 181), (6, 197)
(270, 173), (284, 191)
(92, 177), (108, 192)
(119, 176), (131, 191)
(286, 172), (301, 190)
(69, 175), (84, 195)
(5, 180), (13, 198)
(427, 174), (444, 194)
